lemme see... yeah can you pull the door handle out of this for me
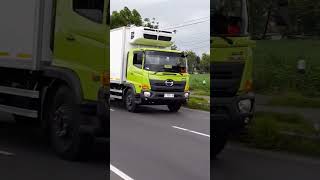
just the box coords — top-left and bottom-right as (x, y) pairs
(66, 34), (75, 41)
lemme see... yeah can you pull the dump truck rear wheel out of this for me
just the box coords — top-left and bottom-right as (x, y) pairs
(48, 85), (92, 160)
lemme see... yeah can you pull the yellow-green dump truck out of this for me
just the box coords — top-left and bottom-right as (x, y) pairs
(211, 0), (255, 157)
(0, 0), (109, 160)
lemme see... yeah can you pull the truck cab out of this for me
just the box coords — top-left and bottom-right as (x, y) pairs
(110, 27), (190, 112)
(211, 0), (255, 157)
(0, 0), (109, 160)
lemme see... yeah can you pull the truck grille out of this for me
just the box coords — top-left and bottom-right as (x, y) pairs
(211, 62), (244, 97)
(149, 80), (186, 92)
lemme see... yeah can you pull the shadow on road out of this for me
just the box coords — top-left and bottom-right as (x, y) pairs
(0, 113), (108, 164)
(111, 101), (177, 114)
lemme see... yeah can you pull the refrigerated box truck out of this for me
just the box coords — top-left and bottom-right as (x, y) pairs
(0, 0), (109, 160)
(110, 26), (190, 112)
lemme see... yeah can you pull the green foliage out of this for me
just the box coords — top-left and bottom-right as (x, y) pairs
(111, 7), (162, 30)
(110, 7), (143, 29)
(186, 51), (198, 74)
(241, 111), (320, 157)
(186, 97), (210, 111)
(248, 0), (320, 36)
(253, 40), (320, 97)
(190, 74), (210, 95)
(199, 53), (210, 73)
(144, 17), (159, 29)
(186, 51), (210, 74)
(268, 92), (320, 108)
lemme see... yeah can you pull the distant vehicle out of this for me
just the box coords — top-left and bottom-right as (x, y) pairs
(211, 0), (255, 157)
(110, 26), (190, 112)
(0, 0), (109, 160)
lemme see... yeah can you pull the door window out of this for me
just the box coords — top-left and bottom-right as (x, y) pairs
(73, 0), (104, 23)
(133, 52), (143, 69)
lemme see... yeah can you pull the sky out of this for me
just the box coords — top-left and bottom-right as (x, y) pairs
(111, 0), (210, 56)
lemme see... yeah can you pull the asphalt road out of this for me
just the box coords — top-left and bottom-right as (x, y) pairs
(213, 144), (320, 180)
(0, 112), (108, 180)
(110, 103), (210, 180)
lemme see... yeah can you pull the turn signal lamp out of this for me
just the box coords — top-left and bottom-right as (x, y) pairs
(244, 80), (253, 92)
(100, 72), (109, 86)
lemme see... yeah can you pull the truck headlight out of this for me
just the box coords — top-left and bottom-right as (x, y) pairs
(184, 92), (189, 98)
(238, 99), (252, 113)
(144, 92), (151, 97)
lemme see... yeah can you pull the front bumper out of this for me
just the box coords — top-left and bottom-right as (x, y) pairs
(80, 87), (109, 138)
(212, 93), (255, 134)
(136, 91), (188, 105)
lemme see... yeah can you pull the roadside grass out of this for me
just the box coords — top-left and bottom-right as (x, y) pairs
(189, 74), (210, 96)
(185, 97), (210, 111)
(267, 92), (320, 108)
(254, 40), (320, 97)
(237, 111), (320, 157)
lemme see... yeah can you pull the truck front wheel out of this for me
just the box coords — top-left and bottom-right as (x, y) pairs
(168, 102), (182, 112)
(125, 89), (137, 112)
(48, 85), (91, 160)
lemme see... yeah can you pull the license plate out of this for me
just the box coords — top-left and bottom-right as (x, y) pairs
(164, 94), (174, 98)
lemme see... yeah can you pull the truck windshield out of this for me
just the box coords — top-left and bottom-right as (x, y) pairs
(144, 51), (187, 74)
(211, 0), (248, 36)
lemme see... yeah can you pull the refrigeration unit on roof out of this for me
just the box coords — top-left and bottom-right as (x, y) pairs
(129, 26), (175, 48)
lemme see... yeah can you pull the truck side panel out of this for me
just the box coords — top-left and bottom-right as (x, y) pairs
(110, 27), (126, 83)
(0, 0), (46, 70)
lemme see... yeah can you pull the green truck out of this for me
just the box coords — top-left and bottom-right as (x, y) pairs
(0, 0), (109, 160)
(110, 26), (190, 112)
(211, 0), (255, 157)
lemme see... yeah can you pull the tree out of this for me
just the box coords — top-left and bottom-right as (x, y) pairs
(199, 53), (210, 74)
(110, 7), (143, 29)
(186, 51), (198, 74)
(171, 44), (178, 50)
(144, 17), (160, 29)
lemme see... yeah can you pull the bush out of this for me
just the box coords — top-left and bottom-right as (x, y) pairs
(253, 40), (320, 97)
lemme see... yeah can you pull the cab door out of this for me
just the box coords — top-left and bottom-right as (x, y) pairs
(126, 50), (145, 93)
(53, 0), (107, 101)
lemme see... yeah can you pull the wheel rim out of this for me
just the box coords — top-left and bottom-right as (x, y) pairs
(52, 106), (73, 144)
(126, 93), (133, 108)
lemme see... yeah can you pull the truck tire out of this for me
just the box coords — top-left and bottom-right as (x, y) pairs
(213, 134), (228, 158)
(48, 85), (92, 160)
(125, 89), (137, 112)
(167, 102), (182, 112)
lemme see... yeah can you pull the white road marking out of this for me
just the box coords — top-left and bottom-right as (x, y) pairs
(110, 164), (134, 180)
(172, 126), (210, 138)
(0, 150), (15, 156)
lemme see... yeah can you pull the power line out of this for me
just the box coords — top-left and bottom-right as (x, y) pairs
(163, 19), (210, 30)
(177, 38), (210, 45)
(161, 16), (209, 29)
